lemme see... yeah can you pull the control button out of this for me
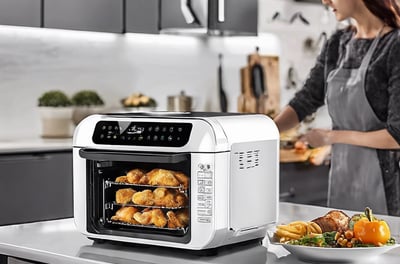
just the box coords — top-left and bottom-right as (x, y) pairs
(113, 135), (117, 139)
(205, 180), (213, 186)
(167, 135), (173, 141)
(100, 134), (105, 139)
(160, 135), (165, 141)
(138, 136), (144, 141)
(146, 135), (151, 141)
(162, 126), (167, 132)
(121, 136), (125, 140)
(153, 135), (158, 141)
(204, 172), (213, 179)
(148, 126), (153, 132)
(198, 217), (211, 223)
(108, 125), (112, 130)
(155, 126), (160, 132)
(198, 180), (205, 185)
(169, 127), (174, 132)
(178, 127), (183, 132)
(102, 125), (106, 130)
(198, 195), (205, 201)
(205, 187), (213, 194)
(198, 186), (205, 193)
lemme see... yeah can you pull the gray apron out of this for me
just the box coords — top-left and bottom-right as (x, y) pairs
(326, 30), (388, 214)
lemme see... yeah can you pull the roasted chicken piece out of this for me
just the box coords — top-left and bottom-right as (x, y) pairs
(111, 206), (139, 224)
(115, 188), (136, 204)
(312, 210), (350, 233)
(167, 209), (189, 228)
(153, 187), (188, 207)
(115, 175), (129, 183)
(126, 169), (146, 184)
(134, 208), (167, 228)
(132, 189), (155, 206)
(174, 171), (189, 189)
(146, 169), (180, 187)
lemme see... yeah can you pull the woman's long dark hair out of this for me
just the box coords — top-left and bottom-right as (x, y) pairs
(363, 0), (400, 28)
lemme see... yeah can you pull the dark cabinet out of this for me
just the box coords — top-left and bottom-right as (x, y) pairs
(280, 163), (330, 207)
(43, 0), (123, 33)
(160, 0), (200, 30)
(0, 151), (73, 226)
(125, 0), (159, 34)
(208, 0), (258, 35)
(160, 0), (258, 35)
(0, 0), (41, 27)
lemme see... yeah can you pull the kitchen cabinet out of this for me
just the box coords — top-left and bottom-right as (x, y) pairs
(125, 0), (159, 34)
(160, 0), (200, 30)
(43, 0), (123, 33)
(0, 151), (73, 226)
(208, 0), (258, 35)
(280, 162), (329, 207)
(0, 0), (41, 27)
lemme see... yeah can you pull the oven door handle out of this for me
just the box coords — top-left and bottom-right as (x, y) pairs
(79, 149), (189, 163)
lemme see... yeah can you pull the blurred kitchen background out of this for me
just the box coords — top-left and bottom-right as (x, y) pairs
(0, 0), (337, 139)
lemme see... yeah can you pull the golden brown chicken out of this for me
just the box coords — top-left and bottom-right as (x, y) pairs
(312, 210), (350, 233)
(111, 206), (139, 224)
(115, 188), (136, 204)
(174, 172), (189, 189)
(132, 189), (155, 206)
(153, 187), (188, 207)
(146, 169), (180, 187)
(167, 209), (189, 228)
(134, 208), (167, 228)
(115, 175), (129, 183)
(126, 169), (146, 184)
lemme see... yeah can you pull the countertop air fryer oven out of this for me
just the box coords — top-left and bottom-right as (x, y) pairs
(73, 112), (279, 250)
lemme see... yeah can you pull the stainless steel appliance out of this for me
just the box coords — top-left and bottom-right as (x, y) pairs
(73, 112), (279, 250)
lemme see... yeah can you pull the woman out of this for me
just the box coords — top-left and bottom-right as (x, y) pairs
(274, 0), (400, 216)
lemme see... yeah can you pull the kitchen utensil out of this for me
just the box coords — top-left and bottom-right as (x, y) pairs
(238, 67), (257, 113)
(167, 91), (193, 112)
(218, 54), (228, 112)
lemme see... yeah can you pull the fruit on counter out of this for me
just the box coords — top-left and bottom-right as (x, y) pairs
(353, 207), (391, 246)
(294, 140), (308, 153)
(121, 93), (157, 108)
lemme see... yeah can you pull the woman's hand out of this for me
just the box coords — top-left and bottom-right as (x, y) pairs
(300, 128), (333, 148)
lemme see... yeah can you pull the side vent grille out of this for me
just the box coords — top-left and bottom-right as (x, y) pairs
(234, 150), (260, 170)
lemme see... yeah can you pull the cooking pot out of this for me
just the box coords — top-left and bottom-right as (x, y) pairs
(167, 91), (193, 112)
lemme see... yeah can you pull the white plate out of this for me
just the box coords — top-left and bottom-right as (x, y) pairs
(267, 229), (400, 263)
(279, 243), (400, 263)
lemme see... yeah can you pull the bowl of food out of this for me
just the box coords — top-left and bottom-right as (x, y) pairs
(121, 93), (157, 111)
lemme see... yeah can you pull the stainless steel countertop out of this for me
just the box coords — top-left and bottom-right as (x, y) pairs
(0, 202), (399, 264)
(0, 137), (72, 153)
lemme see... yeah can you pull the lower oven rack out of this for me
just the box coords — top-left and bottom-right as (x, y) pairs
(106, 219), (189, 235)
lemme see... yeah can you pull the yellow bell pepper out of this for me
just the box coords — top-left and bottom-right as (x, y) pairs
(353, 207), (391, 246)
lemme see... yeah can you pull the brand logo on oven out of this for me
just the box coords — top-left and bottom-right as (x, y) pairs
(126, 125), (145, 134)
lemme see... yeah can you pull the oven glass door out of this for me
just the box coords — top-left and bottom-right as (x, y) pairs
(80, 149), (191, 243)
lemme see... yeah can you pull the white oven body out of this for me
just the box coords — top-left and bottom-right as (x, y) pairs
(73, 113), (279, 250)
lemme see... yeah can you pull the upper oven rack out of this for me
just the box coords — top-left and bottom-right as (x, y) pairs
(105, 180), (187, 192)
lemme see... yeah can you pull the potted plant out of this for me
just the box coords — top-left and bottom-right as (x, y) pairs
(71, 90), (105, 125)
(38, 90), (73, 138)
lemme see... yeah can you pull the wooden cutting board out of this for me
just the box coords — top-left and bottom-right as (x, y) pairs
(280, 149), (312, 163)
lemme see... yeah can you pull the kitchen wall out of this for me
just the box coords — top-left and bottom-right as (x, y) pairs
(0, 0), (336, 139)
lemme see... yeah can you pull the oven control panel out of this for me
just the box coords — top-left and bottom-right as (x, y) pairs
(196, 163), (213, 223)
(92, 121), (192, 147)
